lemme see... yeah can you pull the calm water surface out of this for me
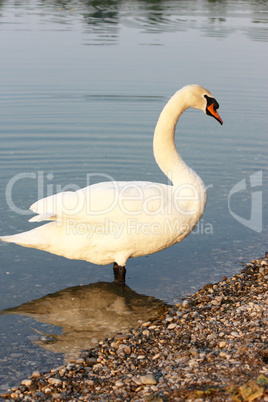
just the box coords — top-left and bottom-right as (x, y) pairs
(0, 0), (267, 391)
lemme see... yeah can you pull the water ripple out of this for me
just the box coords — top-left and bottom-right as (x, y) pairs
(0, 0), (267, 42)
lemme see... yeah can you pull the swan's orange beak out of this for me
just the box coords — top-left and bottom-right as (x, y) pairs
(207, 103), (223, 125)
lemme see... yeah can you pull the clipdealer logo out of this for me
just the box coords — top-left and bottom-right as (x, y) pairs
(228, 170), (262, 233)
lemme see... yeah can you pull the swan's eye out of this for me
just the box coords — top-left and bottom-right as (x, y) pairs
(204, 95), (219, 110)
(204, 94), (217, 106)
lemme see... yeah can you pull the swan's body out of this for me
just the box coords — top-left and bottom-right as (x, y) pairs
(1, 85), (222, 281)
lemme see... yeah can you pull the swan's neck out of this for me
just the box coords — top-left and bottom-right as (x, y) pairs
(153, 89), (196, 187)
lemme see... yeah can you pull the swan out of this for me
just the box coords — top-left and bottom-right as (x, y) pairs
(0, 85), (222, 282)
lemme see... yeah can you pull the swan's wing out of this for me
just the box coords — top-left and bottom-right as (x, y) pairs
(29, 182), (123, 221)
(29, 191), (79, 222)
(29, 181), (171, 223)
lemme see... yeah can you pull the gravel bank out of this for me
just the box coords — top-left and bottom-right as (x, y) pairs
(1, 256), (268, 401)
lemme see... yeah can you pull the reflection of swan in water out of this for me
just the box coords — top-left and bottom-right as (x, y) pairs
(0, 282), (167, 361)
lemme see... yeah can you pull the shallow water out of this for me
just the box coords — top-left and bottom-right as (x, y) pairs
(0, 0), (267, 392)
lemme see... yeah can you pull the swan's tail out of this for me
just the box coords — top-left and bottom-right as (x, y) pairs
(0, 234), (21, 244)
(0, 232), (41, 248)
(0, 222), (89, 260)
(0, 225), (53, 249)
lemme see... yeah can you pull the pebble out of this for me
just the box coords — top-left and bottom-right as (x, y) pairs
(115, 381), (124, 387)
(152, 352), (161, 360)
(141, 321), (151, 327)
(21, 379), (32, 387)
(123, 346), (131, 355)
(76, 358), (85, 364)
(52, 393), (62, 399)
(43, 387), (52, 394)
(182, 300), (190, 308)
(166, 316), (173, 322)
(230, 331), (240, 338)
(31, 371), (41, 378)
(140, 374), (157, 385)
(33, 391), (45, 398)
(1, 256), (268, 402)
(114, 334), (130, 341)
(48, 378), (62, 386)
(132, 377), (142, 385)
(142, 329), (150, 336)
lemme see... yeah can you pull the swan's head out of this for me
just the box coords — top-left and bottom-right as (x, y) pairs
(181, 84), (223, 125)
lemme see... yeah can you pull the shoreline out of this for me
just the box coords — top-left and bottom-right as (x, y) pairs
(1, 256), (268, 401)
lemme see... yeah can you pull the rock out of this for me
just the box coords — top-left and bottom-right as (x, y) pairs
(114, 334), (130, 341)
(87, 357), (98, 364)
(48, 378), (62, 387)
(152, 353), (161, 360)
(257, 375), (268, 387)
(239, 381), (264, 401)
(211, 299), (219, 305)
(123, 346), (131, 355)
(207, 333), (216, 341)
(141, 321), (151, 327)
(137, 355), (146, 360)
(21, 379), (32, 387)
(230, 331), (240, 338)
(115, 381), (124, 387)
(143, 329), (150, 336)
(75, 358), (85, 364)
(140, 374), (157, 385)
(0, 392), (12, 399)
(33, 392), (45, 398)
(31, 371), (41, 378)
(52, 393), (62, 399)
(182, 300), (190, 308)
(165, 316), (173, 322)
(133, 377), (142, 385)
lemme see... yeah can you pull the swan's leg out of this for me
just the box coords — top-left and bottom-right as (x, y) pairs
(113, 262), (119, 280)
(113, 262), (126, 283)
(118, 266), (126, 283)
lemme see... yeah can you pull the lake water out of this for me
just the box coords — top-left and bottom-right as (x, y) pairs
(0, 0), (267, 392)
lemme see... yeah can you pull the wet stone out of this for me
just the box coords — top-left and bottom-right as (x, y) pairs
(114, 334), (130, 341)
(31, 371), (41, 378)
(21, 379), (32, 387)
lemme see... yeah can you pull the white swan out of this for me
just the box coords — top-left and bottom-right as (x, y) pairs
(1, 85), (222, 282)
